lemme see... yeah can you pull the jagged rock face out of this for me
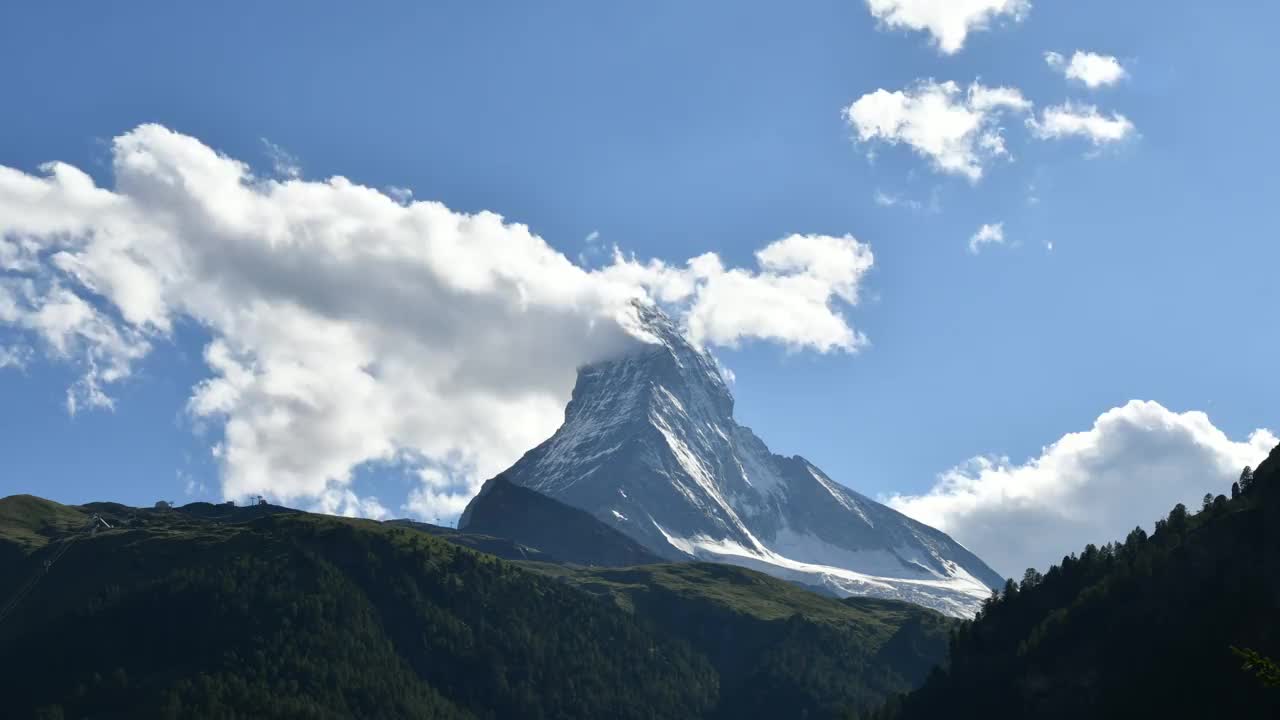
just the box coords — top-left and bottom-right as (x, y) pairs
(467, 304), (1004, 616)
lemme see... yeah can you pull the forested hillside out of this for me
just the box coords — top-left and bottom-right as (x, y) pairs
(873, 443), (1280, 720)
(540, 562), (953, 719)
(0, 497), (950, 719)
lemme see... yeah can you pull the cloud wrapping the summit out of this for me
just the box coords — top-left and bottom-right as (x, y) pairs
(0, 125), (875, 519)
(611, 234), (875, 353)
(888, 401), (1276, 577)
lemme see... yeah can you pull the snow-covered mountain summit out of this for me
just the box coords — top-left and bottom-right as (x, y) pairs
(463, 303), (1003, 616)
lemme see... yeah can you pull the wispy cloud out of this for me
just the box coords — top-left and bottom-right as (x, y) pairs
(0, 345), (28, 369)
(873, 188), (940, 213)
(261, 138), (301, 179)
(968, 222), (1007, 254)
(1029, 102), (1136, 145)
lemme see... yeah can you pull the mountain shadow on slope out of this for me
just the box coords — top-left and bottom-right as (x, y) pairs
(459, 474), (663, 566)
(870, 442), (1280, 720)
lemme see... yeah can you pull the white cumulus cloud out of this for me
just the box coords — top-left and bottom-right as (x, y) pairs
(888, 400), (1276, 577)
(1029, 102), (1136, 145)
(865, 0), (1030, 54)
(845, 80), (1032, 182)
(968, 222), (1006, 254)
(0, 125), (875, 520)
(1045, 50), (1128, 89)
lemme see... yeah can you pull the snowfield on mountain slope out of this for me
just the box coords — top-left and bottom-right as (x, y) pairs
(652, 521), (993, 617)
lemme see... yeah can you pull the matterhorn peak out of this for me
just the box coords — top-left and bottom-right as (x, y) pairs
(593, 301), (735, 418)
(464, 301), (1002, 616)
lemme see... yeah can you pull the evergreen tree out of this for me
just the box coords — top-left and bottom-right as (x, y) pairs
(1002, 578), (1019, 602)
(1020, 568), (1043, 591)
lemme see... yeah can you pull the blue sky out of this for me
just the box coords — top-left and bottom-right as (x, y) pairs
(1, 1), (1276, 569)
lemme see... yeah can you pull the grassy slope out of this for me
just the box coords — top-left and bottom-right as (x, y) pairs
(0, 494), (87, 550)
(385, 519), (558, 563)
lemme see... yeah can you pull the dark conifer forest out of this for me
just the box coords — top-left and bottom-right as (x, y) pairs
(869, 443), (1280, 719)
(0, 496), (948, 719)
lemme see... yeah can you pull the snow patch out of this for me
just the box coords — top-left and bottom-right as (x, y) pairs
(652, 522), (990, 618)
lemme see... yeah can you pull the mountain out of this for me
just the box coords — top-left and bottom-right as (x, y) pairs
(872, 443), (1280, 720)
(464, 303), (1003, 616)
(456, 475), (662, 566)
(0, 495), (953, 719)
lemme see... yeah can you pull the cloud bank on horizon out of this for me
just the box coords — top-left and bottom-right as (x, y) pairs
(0, 124), (874, 519)
(888, 401), (1276, 577)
